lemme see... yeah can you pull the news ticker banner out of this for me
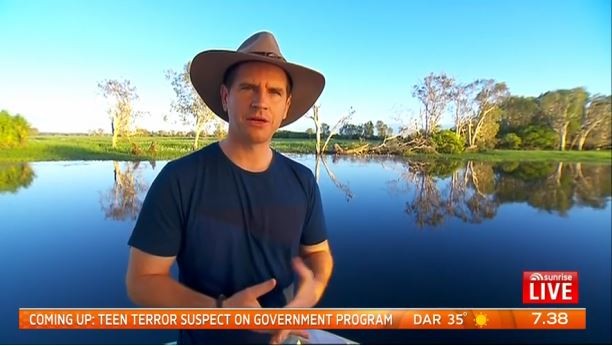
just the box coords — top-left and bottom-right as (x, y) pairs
(19, 308), (585, 330)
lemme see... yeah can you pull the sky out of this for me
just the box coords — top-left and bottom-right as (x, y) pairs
(0, 0), (610, 133)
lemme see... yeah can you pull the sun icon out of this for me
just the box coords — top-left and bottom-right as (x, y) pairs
(474, 313), (489, 328)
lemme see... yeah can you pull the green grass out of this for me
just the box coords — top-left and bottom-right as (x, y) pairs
(0, 135), (203, 162)
(404, 149), (612, 163)
(0, 135), (610, 163)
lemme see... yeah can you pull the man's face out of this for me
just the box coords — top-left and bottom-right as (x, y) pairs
(220, 62), (292, 145)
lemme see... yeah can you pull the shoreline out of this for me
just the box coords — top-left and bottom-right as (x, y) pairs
(1, 136), (611, 163)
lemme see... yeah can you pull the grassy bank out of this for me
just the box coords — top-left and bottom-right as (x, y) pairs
(0, 135), (610, 163)
(403, 149), (612, 163)
(0, 136), (361, 161)
(0, 136), (197, 162)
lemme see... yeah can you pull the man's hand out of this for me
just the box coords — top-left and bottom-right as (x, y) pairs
(223, 279), (309, 343)
(223, 278), (276, 308)
(286, 257), (318, 308)
(270, 258), (319, 344)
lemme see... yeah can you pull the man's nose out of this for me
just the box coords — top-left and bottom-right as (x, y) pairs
(250, 88), (269, 110)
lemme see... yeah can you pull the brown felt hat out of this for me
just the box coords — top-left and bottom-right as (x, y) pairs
(189, 31), (325, 127)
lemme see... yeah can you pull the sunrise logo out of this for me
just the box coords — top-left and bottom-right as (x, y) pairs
(530, 273), (544, 281)
(522, 271), (579, 304)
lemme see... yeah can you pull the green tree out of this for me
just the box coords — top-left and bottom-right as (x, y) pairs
(339, 123), (358, 137)
(574, 95), (611, 150)
(585, 114), (612, 150)
(98, 79), (141, 149)
(355, 124), (365, 138)
(520, 125), (558, 150)
(321, 123), (330, 136)
(212, 118), (228, 140)
(0, 110), (32, 149)
(538, 88), (588, 151)
(363, 121), (374, 138)
(166, 62), (216, 150)
(467, 80), (508, 149)
(500, 133), (522, 149)
(375, 120), (391, 138)
(431, 130), (464, 154)
(476, 107), (502, 149)
(499, 96), (541, 134)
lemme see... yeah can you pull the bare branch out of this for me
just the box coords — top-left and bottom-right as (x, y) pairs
(321, 107), (355, 153)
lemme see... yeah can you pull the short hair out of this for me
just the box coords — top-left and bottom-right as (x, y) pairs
(222, 62), (293, 96)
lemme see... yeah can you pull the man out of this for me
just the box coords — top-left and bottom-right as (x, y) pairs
(126, 31), (333, 344)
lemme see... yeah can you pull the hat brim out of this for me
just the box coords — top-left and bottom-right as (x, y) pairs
(189, 50), (325, 127)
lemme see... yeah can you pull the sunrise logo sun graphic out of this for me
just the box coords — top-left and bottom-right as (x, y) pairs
(530, 272), (545, 281)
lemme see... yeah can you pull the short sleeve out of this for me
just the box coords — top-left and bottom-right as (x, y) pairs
(300, 179), (328, 246)
(128, 162), (184, 257)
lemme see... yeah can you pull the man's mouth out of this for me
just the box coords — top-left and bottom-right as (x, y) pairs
(246, 117), (269, 123)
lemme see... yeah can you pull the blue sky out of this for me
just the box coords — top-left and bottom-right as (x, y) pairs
(0, 0), (610, 133)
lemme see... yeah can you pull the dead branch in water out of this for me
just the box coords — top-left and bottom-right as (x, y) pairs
(334, 143), (370, 155)
(334, 135), (437, 156)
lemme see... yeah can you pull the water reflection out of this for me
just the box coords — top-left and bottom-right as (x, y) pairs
(390, 160), (611, 227)
(572, 163), (611, 209)
(0, 163), (35, 194)
(0, 158), (609, 344)
(81, 156), (612, 226)
(398, 160), (498, 227)
(97, 156), (355, 222)
(496, 162), (610, 214)
(99, 161), (149, 221)
(315, 156), (354, 201)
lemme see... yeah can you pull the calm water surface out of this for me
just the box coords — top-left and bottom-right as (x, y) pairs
(1, 155), (610, 344)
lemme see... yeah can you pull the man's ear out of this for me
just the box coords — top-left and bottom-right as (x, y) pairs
(220, 85), (229, 112)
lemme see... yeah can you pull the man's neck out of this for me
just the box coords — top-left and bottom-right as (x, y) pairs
(219, 137), (273, 173)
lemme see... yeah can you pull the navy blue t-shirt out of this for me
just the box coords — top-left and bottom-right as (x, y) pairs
(128, 142), (328, 344)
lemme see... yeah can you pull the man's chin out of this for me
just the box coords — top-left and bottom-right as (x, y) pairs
(246, 133), (274, 145)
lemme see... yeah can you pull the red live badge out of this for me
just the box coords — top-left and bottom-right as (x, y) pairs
(523, 271), (579, 304)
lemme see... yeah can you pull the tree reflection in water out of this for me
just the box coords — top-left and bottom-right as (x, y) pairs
(391, 159), (610, 228)
(99, 161), (150, 221)
(0, 163), (35, 194)
(315, 155), (354, 202)
(94, 156), (610, 227)
(571, 163), (611, 209)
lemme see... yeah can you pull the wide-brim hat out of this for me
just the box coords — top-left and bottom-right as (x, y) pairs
(189, 31), (325, 127)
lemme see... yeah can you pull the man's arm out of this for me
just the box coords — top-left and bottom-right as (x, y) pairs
(127, 247), (278, 309)
(126, 247), (217, 308)
(270, 241), (334, 344)
(299, 240), (334, 303)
